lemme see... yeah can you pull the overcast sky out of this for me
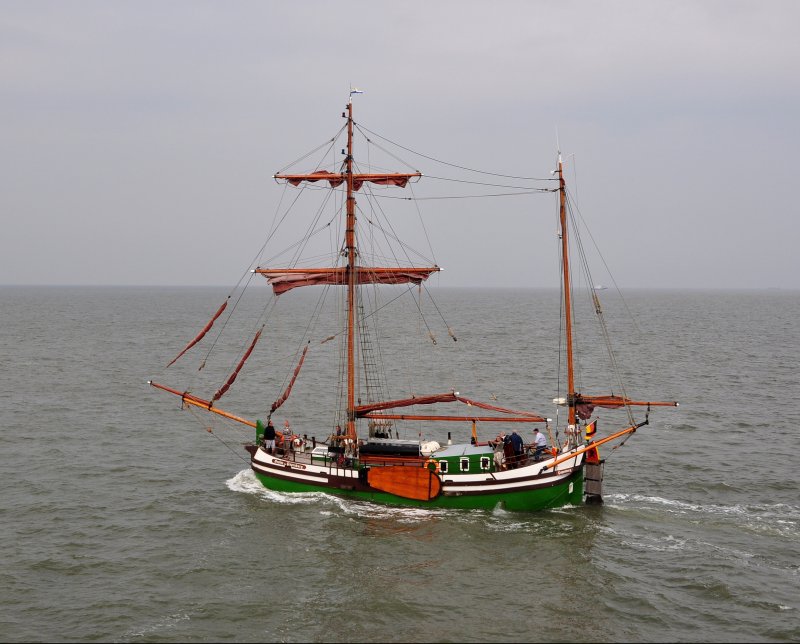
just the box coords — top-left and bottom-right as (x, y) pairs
(2, 0), (798, 289)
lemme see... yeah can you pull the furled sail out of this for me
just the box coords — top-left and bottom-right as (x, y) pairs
(355, 392), (459, 414)
(166, 299), (228, 368)
(355, 393), (546, 423)
(275, 171), (421, 192)
(212, 328), (262, 402)
(454, 395), (544, 418)
(255, 266), (440, 296)
(574, 394), (679, 420)
(270, 344), (309, 412)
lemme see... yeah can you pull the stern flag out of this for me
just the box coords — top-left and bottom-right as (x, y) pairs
(350, 87), (364, 95)
(585, 420), (600, 463)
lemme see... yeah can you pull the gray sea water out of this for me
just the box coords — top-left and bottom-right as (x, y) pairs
(1, 285), (798, 643)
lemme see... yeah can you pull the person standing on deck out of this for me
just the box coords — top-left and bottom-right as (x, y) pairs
(490, 433), (506, 471)
(263, 420), (276, 455)
(510, 430), (524, 468)
(502, 433), (516, 469)
(533, 428), (548, 461)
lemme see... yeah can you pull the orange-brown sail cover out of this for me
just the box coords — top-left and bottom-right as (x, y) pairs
(270, 344), (309, 412)
(255, 266), (440, 295)
(575, 394), (679, 420)
(212, 329), (262, 402)
(166, 299), (228, 368)
(275, 171), (421, 192)
(355, 393), (546, 422)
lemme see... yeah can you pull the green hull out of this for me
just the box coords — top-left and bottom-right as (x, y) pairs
(253, 468), (585, 512)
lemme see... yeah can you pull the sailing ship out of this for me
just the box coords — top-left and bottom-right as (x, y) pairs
(149, 94), (678, 512)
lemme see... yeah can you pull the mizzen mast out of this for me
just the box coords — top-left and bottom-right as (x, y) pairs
(558, 155), (578, 432)
(556, 157), (678, 434)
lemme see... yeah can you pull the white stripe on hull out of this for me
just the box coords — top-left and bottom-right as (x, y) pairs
(251, 447), (584, 493)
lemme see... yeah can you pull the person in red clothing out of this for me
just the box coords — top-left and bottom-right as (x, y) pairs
(503, 433), (516, 469)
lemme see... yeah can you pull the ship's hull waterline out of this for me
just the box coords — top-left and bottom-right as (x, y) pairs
(249, 449), (586, 512)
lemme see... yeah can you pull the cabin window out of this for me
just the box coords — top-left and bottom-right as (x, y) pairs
(480, 456), (490, 471)
(439, 460), (448, 474)
(460, 457), (470, 472)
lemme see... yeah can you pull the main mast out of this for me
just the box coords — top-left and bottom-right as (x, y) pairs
(262, 95), (438, 438)
(344, 100), (357, 440)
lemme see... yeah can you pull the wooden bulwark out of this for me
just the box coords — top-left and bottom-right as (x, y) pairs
(367, 465), (442, 501)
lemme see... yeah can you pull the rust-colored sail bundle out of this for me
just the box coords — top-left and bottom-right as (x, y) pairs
(454, 395), (544, 418)
(166, 299), (228, 368)
(355, 392), (546, 423)
(271, 344), (309, 412)
(255, 266), (439, 296)
(212, 328), (262, 402)
(275, 171), (420, 192)
(575, 394), (679, 419)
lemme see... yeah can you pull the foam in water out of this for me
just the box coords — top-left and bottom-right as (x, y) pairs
(125, 612), (191, 639)
(226, 468), (458, 522)
(604, 493), (800, 538)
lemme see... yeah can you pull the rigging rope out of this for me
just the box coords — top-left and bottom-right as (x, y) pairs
(186, 406), (251, 465)
(353, 177), (451, 348)
(423, 174), (556, 191)
(565, 184), (643, 335)
(565, 192), (635, 426)
(375, 190), (552, 201)
(274, 125), (346, 174)
(357, 123), (556, 181)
